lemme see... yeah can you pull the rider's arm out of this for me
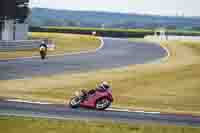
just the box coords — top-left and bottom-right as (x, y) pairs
(88, 89), (96, 95)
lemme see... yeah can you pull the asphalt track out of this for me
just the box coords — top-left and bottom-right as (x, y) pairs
(0, 100), (200, 126)
(0, 38), (167, 80)
(2, 38), (198, 126)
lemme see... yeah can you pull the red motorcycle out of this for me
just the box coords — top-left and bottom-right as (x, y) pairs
(69, 89), (113, 110)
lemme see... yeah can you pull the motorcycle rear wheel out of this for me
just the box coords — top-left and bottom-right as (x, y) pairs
(69, 97), (82, 108)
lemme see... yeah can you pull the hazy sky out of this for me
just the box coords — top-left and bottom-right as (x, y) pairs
(30, 0), (199, 16)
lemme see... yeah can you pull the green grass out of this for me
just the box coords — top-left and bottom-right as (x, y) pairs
(0, 32), (100, 60)
(41, 26), (200, 36)
(0, 116), (199, 133)
(31, 26), (154, 38)
(44, 26), (154, 33)
(1, 40), (200, 115)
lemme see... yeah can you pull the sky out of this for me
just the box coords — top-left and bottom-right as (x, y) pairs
(30, 0), (199, 17)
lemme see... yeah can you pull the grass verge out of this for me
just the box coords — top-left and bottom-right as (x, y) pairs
(0, 32), (100, 60)
(1, 40), (200, 115)
(32, 26), (200, 36)
(0, 116), (199, 133)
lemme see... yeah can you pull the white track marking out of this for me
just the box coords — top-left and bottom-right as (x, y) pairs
(107, 108), (160, 114)
(133, 110), (161, 114)
(147, 42), (170, 64)
(1, 37), (104, 61)
(160, 43), (170, 60)
(6, 99), (53, 105)
(134, 110), (145, 113)
(4, 99), (160, 114)
(106, 108), (129, 112)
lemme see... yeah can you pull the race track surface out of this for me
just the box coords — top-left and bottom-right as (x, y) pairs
(1, 38), (193, 126)
(0, 100), (200, 126)
(0, 38), (167, 80)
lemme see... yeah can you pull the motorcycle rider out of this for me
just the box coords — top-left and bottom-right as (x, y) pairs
(96, 81), (111, 92)
(39, 40), (48, 59)
(82, 81), (111, 96)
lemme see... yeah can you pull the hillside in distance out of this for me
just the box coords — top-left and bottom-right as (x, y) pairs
(30, 8), (200, 29)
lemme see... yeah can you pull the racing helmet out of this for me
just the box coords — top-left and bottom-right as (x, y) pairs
(98, 81), (110, 90)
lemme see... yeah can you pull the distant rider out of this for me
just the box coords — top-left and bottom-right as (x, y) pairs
(39, 41), (48, 59)
(40, 41), (47, 51)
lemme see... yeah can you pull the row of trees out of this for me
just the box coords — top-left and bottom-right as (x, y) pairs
(30, 17), (200, 29)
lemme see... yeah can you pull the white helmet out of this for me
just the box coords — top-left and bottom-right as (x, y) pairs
(99, 81), (110, 90)
(41, 41), (45, 44)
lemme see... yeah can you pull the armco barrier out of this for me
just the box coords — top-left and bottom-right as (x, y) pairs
(0, 40), (42, 51)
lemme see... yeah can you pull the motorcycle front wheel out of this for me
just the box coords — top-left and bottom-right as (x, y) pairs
(40, 51), (46, 60)
(96, 98), (111, 110)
